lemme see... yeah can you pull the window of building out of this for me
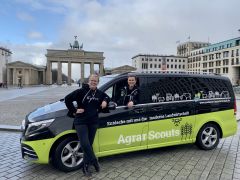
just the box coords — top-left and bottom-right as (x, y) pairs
(216, 68), (221, 74)
(171, 64), (173, 68)
(154, 64), (157, 68)
(150, 64), (152, 68)
(175, 65), (177, 68)
(167, 64), (169, 68)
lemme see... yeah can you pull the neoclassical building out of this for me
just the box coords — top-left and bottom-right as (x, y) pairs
(45, 37), (104, 85)
(7, 61), (45, 86)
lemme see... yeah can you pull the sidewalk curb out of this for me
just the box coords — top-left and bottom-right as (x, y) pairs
(0, 119), (239, 132)
(0, 125), (22, 132)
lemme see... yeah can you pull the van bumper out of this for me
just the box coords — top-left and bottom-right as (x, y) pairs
(20, 138), (54, 164)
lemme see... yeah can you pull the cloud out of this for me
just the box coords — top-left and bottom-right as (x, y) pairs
(15, 0), (66, 14)
(16, 12), (34, 22)
(10, 42), (53, 65)
(28, 31), (43, 39)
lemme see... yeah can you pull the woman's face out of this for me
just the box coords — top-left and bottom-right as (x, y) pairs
(88, 75), (99, 90)
(128, 77), (136, 88)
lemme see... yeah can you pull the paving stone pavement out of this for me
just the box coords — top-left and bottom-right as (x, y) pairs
(0, 122), (239, 180)
(0, 85), (78, 126)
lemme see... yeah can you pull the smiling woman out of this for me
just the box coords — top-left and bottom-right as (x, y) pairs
(64, 74), (110, 176)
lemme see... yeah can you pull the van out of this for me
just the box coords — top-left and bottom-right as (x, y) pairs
(20, 72), (238, 172)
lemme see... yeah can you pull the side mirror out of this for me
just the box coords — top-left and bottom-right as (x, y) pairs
(108, 101), (117, 110)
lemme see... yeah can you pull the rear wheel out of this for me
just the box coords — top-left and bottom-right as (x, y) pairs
(52, 136), (83, 172)
(196, 123), (220, 150)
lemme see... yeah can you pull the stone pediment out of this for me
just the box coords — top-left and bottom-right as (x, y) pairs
(112, 65), (136, 71)
(7, 61), (45, 70)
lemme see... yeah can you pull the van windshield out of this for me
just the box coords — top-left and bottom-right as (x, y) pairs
(98, 74), (119, 89)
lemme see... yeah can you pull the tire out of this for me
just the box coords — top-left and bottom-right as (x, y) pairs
(52, 136), (84, 172)
(196, 123), (220, 150)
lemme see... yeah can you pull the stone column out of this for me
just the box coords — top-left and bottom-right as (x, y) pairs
(13, 68), (16, 85)
(68, 62), (72, 85)
(81, 62), (85, 83)
(7, 67), (10, 86)
(43, 70), (46, 85)
(90, 62), (94, 74)
(46, 60), (52, 85)
(29, 69), (32, 85)
(100, 63), (104, 76)
(22, 68), (25, 85)
(57, 61), (62, 85)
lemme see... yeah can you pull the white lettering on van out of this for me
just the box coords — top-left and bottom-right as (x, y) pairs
(117, 129), (181, 145)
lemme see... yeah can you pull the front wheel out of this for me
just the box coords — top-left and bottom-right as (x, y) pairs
(196, 123), (220, 150)
(52, 136), (84, 172)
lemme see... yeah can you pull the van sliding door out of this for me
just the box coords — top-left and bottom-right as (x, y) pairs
(146, 76), (196, 149)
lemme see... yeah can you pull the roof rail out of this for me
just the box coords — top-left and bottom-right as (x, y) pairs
(135, 70), (219, 75)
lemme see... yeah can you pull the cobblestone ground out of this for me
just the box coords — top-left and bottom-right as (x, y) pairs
(0, 123), (239, 180)
(0, 86), (77, 126)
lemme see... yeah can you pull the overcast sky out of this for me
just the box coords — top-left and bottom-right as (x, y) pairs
(1, 0), (240, 69)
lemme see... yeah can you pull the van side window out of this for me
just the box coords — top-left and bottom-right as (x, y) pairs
(104, 79), (128, 106)
(104, 77), (142, 106)
(191, 77), (232, 99)
(146, 77), (193, 103)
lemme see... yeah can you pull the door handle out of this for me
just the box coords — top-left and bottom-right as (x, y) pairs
(151, 107), (163, 111)
(131, 108), (144, 113)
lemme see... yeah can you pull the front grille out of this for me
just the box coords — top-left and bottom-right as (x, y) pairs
(21, 144), (38, 160)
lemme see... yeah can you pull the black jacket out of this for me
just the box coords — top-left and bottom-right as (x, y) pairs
(117, 85), (139, 106)
(65, 84), (110, 124)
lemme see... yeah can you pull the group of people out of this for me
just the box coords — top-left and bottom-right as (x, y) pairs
(65, 74), (139, 177)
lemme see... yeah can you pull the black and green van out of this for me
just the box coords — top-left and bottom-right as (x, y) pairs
(20, 72), (238, 172)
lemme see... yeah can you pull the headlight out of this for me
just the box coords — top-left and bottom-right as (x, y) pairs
(21, 119), (26, 131)
(25, 119), (54, 137)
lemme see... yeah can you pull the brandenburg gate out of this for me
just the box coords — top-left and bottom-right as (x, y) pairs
(45, 37), (104, 85)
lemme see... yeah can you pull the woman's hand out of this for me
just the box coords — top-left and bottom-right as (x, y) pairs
(76, 108), (85, 113)
(127, 101), (134, 108)
(101, 101), (107, 109)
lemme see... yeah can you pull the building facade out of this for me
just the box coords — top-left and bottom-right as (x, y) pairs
(7, 61), (45, 86)
(132, 54), (188, 73)
(177, 41), (210, 57)
(0, 47), (12, 85)
(188, 37), (240, 85)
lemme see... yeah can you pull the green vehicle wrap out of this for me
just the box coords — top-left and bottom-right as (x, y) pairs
(21, 108), (237, 164)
